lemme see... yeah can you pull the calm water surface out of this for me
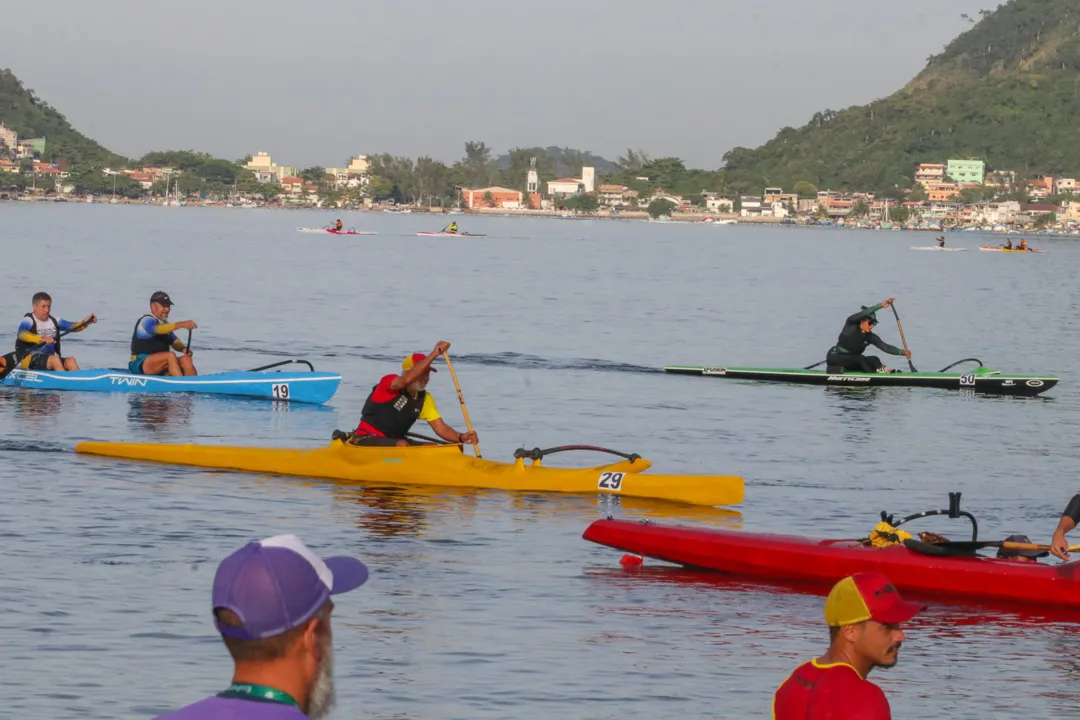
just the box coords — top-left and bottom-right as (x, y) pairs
(2, 203), (1079, 718)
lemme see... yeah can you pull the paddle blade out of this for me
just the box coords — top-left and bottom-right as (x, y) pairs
(903, 539), (978, 557)
(0, 352), (15, 381)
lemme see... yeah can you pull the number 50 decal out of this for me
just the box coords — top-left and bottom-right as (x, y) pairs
(598, 471), (625, 491)
(959, 374), (976, 386)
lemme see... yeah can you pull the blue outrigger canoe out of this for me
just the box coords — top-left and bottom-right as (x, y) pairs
(0, 360), (340, 404)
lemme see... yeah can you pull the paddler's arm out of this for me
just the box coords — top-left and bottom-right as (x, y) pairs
(428, 418), (478, 445)
(1051, 494), (1080, 559)
(17, 318), (52, 346)
(845, 301), (886, 326)
(388, 340), (450, 391)
(420, 394), (478, 445)
(57, 315), (96, 333)
(867, 333), (906, 356)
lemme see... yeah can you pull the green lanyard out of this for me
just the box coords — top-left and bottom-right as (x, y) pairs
(219, 682), (299, 707)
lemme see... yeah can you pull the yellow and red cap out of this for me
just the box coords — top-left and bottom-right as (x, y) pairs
(402, 353), (436, 373)
(824, 572), (925, 627)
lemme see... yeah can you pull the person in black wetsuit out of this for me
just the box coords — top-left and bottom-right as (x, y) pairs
(937, 236), (945, 248)
(825, 298), (911, 373)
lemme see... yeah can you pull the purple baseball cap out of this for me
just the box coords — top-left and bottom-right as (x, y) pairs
(212, 534), (369, 640)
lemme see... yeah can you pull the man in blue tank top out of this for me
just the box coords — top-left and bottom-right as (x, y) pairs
(154, 533), (369, 719)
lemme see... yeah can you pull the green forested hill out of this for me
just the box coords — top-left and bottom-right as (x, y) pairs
(0, 68), (127, 168)
(720, 0), (1080, 192)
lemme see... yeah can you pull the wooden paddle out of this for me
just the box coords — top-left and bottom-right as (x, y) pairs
(442, 351), (481, 458)
(889, 302), (918, 372)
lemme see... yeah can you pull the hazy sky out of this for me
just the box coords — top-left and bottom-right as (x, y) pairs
(7, 0), (990, 169)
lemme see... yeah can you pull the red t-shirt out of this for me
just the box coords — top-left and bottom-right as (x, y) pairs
(773, 659), (891, 720)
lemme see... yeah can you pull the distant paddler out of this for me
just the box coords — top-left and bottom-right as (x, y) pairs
(1018, 239), (1029, 251)
(13, 291), (96, 371)
(442, 221), (459, 235)
(334, 219), (343, 231)
(1003, 239), (1013, 249)
(344, 341), (479, 447)
(129, 291), (198, 377)
(936, 236), (945, 248)
(825, 298), (911, 374)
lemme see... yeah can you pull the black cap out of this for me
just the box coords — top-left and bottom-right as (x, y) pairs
(996, 534), (1048, 559)
(860, 306), (878, 326)
(150, 291), (174, 307)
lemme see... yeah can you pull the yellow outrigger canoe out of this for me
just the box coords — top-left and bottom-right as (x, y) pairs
(73, 439), (744, 507)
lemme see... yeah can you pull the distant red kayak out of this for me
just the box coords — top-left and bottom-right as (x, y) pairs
(296, 227), (377, 235)
(583, 518), (1080, 608)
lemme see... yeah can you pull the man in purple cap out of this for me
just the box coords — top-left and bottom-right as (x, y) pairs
(156, 534), (369, 720)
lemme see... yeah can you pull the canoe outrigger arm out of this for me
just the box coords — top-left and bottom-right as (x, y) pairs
(883, 491), (979, 541)
(513, 444), (643, 467)
(247, 359), (317, 373)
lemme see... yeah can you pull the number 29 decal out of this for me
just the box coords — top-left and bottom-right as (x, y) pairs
(598, 471), (625, 491)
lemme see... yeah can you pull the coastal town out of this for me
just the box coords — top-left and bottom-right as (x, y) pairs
(3, 120), (1079, 234)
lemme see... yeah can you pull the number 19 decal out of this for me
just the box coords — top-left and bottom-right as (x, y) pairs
(598, 471), (625, 491)
(272, 383), (291, 400)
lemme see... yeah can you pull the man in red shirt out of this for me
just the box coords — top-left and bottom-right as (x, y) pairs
(773, 572), (925, 720)
(346, 340), (479, 447)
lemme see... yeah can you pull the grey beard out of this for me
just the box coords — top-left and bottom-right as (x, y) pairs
(306, 637), (336, 720)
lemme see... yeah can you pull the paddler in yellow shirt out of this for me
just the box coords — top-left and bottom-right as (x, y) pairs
(338, 341), (478, 447)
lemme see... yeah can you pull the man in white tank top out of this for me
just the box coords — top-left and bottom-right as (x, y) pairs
(15, 291), (97, 371)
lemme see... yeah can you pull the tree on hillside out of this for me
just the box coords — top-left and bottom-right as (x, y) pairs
(1034, 212), (1056, 229)
(562, 148), (585, 178)
(793, 180), (818, 197)
(647, 198), (676, 218)
(414, 156), (451, 206)
(564, 194), (599, 213)
(482, 190), (496, 208)
(462, 141), (493, 187)
(299, 166), (327, 184)
(367, 175), (394, 200)
(617, 149), (651, 172)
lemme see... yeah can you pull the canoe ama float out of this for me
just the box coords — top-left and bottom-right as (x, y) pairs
(73, 440), (744, 507)
(583, 517), (1080, 608)
(1, 360), (341, 404)
(664, 365), (1057, 396)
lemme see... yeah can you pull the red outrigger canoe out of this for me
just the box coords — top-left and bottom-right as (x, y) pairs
(583, 497), (1080, 610)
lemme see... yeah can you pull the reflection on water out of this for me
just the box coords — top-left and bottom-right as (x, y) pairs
(329, 480), (744, 539)
(0, 388), (71, 422)
(126, 393), (194, 431)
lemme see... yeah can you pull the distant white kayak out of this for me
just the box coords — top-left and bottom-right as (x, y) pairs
(911, 246), (967, 251)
